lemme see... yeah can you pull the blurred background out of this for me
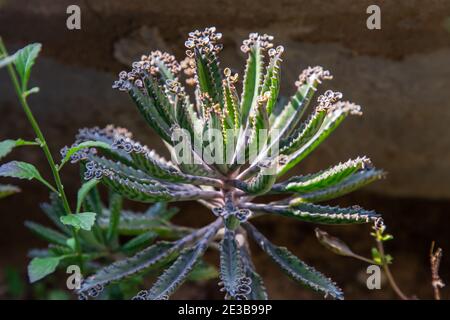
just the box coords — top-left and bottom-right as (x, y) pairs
(0, 0), (449, 299)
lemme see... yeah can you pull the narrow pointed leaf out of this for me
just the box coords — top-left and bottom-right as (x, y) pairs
(240, 244), (268, 300)
(78, 241), (176, 295)
(289, 169), (385, 203)
(146, 220), (221, 299)
(243, 223), (343, 299)
(277, 102), (362, 176)
(76, 179), (99, 213)
(28, 256), (61, 283)
(272, 157), (372, 193)
(25, 221), (69, 246)
(121, 231), (158, 253)
(243, 202), (379, 225)
(220, 229), (245, 298)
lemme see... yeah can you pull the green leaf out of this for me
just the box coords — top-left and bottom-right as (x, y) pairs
(270, 66), (331, 137)
(240, 43), (263, 126)
(193, 49), (223, 107)
(0, 184), (20, 199)
(0, 53), (17, 69)
(79, 223), (217, 296)
(106, 191), (123, 244)
(147, 222), (220, 299)
(25, 221), (69, 246)
(145, 202), (179, 221)
(273, 157), (372, 193)
(0, 161), (55, 191)
(40, 193), (72, 235)
(0, 161), (39, 180)
(188, 261), (219, 281)
(4, 266), (26, 298)
(278, 108), (327, 156)
(60, 212), (96, 231)
(261, 48), (282, 115)
(240, 244), (268, 300)
(371, 248), (382, 265)
(128, 86), (173, 142)
(0, 139), (35, 160)
(97, 209), (190, 238)
(79, 241), (177, 295)
(235, 164), (277, 196)
(289, 169), (385, 203)
(277, 102), (362, 177)
(60, 141), (111, 168)
(245, 202), (379, 225)
(28, 256), (61, 283)
(121, 231), (158, 253)
(76, 179), (99, 213)
(112, 138), (221, 187)
(14, 43), (42, 91)
(244, 222), (343, 299)
(220, 229), (244, 298)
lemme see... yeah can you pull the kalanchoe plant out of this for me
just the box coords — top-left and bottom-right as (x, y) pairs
(0, 39), (196, 297)
(64, 27), (385, 300)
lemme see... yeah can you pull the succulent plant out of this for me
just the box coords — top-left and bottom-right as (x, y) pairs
(67, 27), (385, 300)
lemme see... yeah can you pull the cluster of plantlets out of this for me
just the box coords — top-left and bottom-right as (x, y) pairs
(0, 26), (386, 300)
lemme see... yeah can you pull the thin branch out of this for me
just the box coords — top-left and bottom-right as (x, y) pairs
(430, 241), (445, 300)
(376, 238), (409, 300)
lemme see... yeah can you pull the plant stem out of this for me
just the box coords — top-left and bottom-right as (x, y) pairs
(430, 242), (444, 300)
(376, 239), (409, 300)
(0, 39), (83, 269)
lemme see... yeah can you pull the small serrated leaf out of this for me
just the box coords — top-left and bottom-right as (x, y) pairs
(0, 161), (41, 181)
(121, 231), (158, 253)
(13, 43), (42, 91)
(0, 139), (36, 160)
(60, 212), (96, 231)
(28, 256), (61, 283)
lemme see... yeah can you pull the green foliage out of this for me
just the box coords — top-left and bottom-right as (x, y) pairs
(219, 229), (246, 299)
(244, 223), (343, 299)
(0, 139), (36, 160)
(1, 28), (384, 300)
(28, 257), (62, 283)
(13, 43), (42, 93)
(60, 212), (97, 231)
(0, 161), (56, 192)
